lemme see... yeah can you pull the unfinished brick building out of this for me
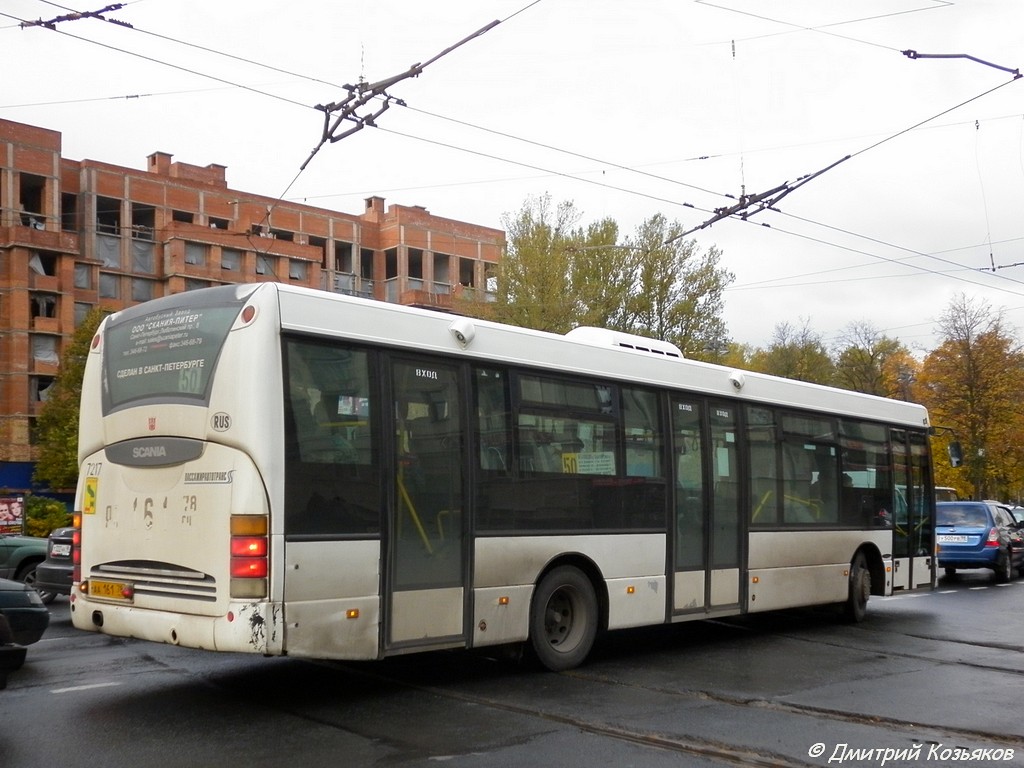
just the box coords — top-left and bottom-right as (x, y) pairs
(0, 118), (505, 493)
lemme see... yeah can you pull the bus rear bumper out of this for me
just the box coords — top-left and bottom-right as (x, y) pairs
(70, 594), (283, 655)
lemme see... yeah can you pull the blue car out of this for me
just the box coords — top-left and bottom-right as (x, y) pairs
(936, 501), (1024, 582)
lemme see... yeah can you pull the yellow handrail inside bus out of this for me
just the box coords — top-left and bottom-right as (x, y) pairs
(396, 470), (433, 555)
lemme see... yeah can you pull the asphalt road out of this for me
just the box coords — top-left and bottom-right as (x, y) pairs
(3, 570), (1023, 768)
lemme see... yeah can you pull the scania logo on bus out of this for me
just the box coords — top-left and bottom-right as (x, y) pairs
(105, 437), (205, 467)
(133, 445), (167, 459)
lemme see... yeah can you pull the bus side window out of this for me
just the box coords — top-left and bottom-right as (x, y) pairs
(283, 339), (379, 537)
(474, 368), (511, 473)
(623, 387), (661, 478)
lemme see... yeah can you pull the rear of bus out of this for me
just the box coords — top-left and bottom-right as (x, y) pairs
(71, 284), (284, 654)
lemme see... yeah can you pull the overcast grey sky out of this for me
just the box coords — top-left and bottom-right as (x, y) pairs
(4, 0), (1024, 353)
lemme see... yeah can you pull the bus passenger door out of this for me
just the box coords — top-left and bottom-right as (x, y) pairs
(670, 398), (743, 614)
(892, 429), (935, 590)
(387, 358), (467, 650)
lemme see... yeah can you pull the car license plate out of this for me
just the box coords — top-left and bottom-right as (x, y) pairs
(89, 579), (132, 601)
(937, 535), (969, 543)
(51, 543), (71, 557)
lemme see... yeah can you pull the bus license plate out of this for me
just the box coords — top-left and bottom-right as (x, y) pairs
(937, 535), (969, 543)
(90, 579), (132, 601)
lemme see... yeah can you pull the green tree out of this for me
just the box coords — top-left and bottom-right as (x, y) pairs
(917, 294), (1024, 500)
(833, 321), (915, 398)
(614, 215), (734, 361)
(473, 197), (734, 360)
(33, 307), (111, 491)
(482, 194), (591, 333)
(25, 495), (72, 537)
(719, 341), (757, 370)
(748, 319), (835, 384)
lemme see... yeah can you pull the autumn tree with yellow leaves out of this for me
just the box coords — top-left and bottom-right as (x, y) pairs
(917, 294), (1024, 501)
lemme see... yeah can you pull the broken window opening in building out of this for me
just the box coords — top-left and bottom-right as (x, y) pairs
(96, 196), (121, 235)
(432, 252), (451, 290)
(172, 210), (194, 224)
(131, 237), (155, 274)
(131, 203), (155, 239)
(30, 293), (58, 319)
(31, 375), (56, 403)
(61, 192), (77, 232)
(28, 251), (58, 277)
(132, 278), (155, 302)
(270, 229), (294, 242)
(459, 257), (476, 288)
(32, 335), (60, 365)
(484, 262), (498, 299)
(335, 241), (354, 273)
(96, 232), (121, 268)
(99, 272), (119, 298)
(19, 173), (46, 228)
(221, 248), (241, 271)
(184, 242), (207, 266)
(209, 216), (229, 230)
(185, 278), (209, 292)
(74, 302), (92, 325)
(309, 236), (327, 267)
(74, 263), (91, 290)
(256, 254), (273, 276)
(289, 259), (308, 280)
(360, 248), (374, 280)
(408, 248), (424, 280)
(385, 248), (398, 280)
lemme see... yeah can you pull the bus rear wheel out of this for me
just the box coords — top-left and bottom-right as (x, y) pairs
(529, 566), (598, 672)
(843, 552), (870, 623)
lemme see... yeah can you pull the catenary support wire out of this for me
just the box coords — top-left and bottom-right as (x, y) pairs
(300, 19), (501, 170)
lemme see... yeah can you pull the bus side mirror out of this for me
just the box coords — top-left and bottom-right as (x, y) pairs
(948, 441), (963, 468)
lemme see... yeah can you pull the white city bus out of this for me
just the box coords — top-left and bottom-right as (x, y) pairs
(70, 283), (936, 670)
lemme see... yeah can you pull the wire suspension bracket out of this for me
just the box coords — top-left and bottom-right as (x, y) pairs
(901, 49), (1021, 78)
(300, 19), (501, 170)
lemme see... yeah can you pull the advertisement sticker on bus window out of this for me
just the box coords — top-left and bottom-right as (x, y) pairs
(104, 304), (241, 409)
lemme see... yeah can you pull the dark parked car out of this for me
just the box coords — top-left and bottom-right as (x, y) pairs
(0, 577), (49, 645)
(35, 526), (74, 598)
(0, 532), (54, 603)
(0, 576), (50, 688)
(936, 501), (1024, 582)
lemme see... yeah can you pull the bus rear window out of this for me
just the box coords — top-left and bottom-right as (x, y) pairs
(104, 303), (242, 410)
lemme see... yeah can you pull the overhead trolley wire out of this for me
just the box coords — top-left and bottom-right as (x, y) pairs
(6, 0), (1024, 303)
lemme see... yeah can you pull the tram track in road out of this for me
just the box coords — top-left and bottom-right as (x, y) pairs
(309, 657), (813, 768)
(298, 594), (1024, 765)
(34, 596), (1019, 765)
(563, 660), (1024, 755)
(306, 650), (1022, 767)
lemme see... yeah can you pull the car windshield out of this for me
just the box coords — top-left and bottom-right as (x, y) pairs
(937, 505), (988, 528)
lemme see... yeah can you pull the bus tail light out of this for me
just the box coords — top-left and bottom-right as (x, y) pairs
(984, 527), (1000, 547)
(72, 512), (82, 585)
(230, 515), (268, 599)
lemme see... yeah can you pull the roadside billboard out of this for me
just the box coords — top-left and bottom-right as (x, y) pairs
(0, 496), (25, 535)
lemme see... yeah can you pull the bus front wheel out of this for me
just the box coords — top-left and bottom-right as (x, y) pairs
(529, 566), (598, 672)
